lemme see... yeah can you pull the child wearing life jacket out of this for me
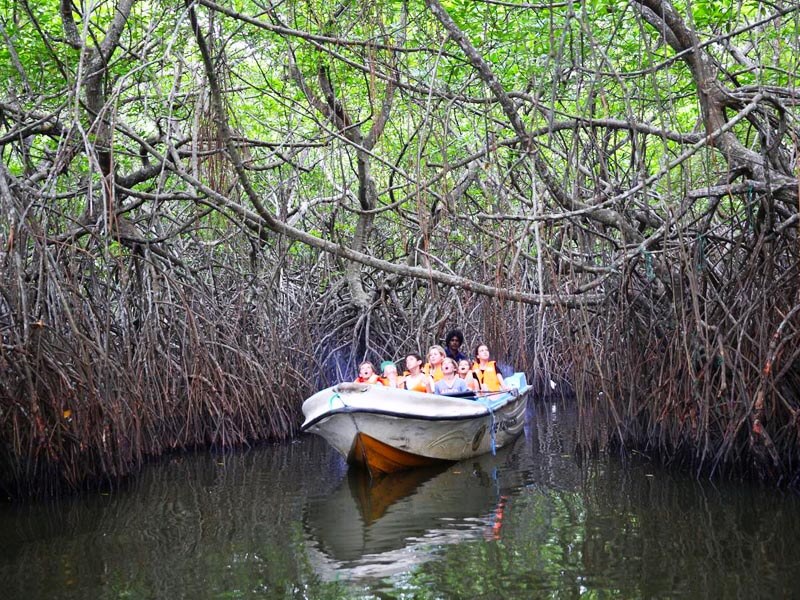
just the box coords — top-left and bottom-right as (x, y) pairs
(354, 362), (382, 385)
(402, 353), (434, 393)
(379, 361), (401, 388)
(434, 358), (469, 395)
(457, 359), (480, 392)
(423, 345), (446, 382)
(471, 344), (507, 392)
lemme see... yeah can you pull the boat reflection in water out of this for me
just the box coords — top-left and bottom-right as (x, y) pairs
(303, 436), (528, 580)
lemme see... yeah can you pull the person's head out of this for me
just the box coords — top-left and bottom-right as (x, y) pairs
(445, 329), (464, 354)
(428, 345), (446, 366)
(474, 344), (490, 361)
(441, 357), (457, 375)
(358, 362), (376, 378)
(382, 363), (398, 377)
(405, 353), (424, 372)
(457, 359), (472, 376)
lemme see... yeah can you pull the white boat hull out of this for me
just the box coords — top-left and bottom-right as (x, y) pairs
(301, 373), (531, 473)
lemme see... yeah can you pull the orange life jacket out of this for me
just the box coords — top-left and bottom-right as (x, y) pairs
(403, 374), (430, 393)
(472, 361), (501, 391)
(460, 371), (480, 392)
(379, 376), (399, 387)
(355, 374), (383, 385)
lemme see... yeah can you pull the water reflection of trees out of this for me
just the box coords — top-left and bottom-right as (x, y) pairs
(404, 450), (800, 598)
(579, 463), (800, 597)
(0, 437), (349, 599)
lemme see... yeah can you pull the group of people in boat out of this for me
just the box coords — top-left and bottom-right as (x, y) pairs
(353, 329), (508, 395)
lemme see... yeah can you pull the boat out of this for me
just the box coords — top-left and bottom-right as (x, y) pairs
(301, 372), (531, 477)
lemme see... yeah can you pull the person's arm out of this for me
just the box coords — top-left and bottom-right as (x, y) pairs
(463, 372), (475, 391)
(425, 376), (435, 394)
(496, 371), (507, 390)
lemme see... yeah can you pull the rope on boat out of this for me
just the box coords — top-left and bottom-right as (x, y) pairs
(476, 396), (498, 455)
(329, 389), (369, 480)
(475, 387), (521, 455)
(474, 389), (507, 401)
(474, 388), (519, 406)
(328, 392), (342, 409)
(489, 408), (497, 455)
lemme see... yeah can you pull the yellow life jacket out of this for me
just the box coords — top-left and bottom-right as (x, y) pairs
(423, 363), (444, 381)
(472, 361), (501, 391)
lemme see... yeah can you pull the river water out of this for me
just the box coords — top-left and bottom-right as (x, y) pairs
(2, 401), (799, 598)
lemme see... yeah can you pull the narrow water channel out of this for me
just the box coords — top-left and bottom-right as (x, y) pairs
(2, 401), (799, 598)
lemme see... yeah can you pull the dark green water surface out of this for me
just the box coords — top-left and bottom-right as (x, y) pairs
(2, 402), (799, 599)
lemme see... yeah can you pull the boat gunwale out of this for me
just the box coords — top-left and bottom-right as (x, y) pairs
(300, 387), (531, 432)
